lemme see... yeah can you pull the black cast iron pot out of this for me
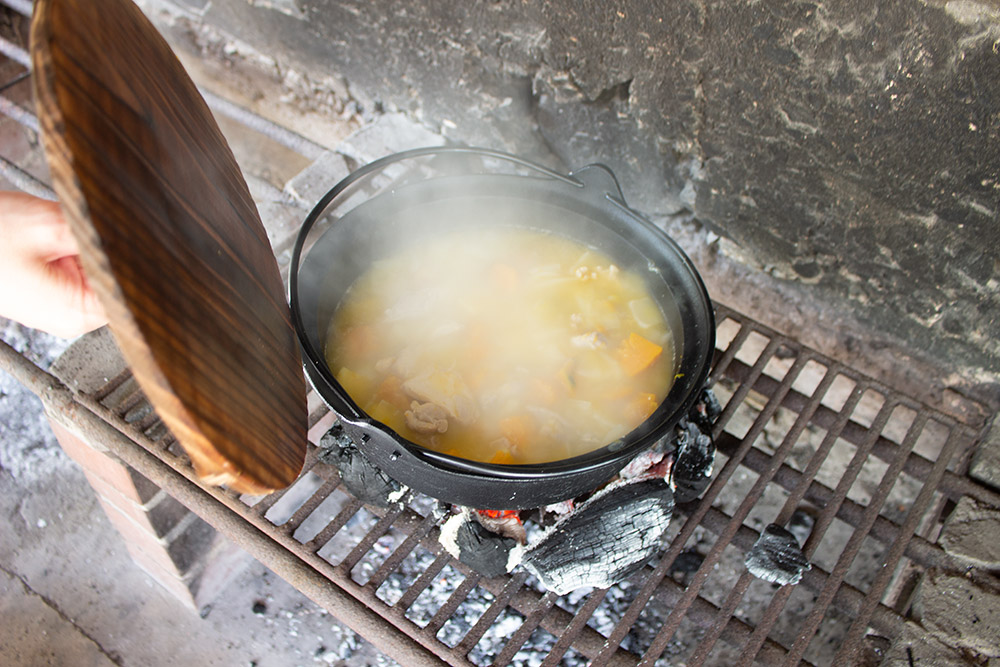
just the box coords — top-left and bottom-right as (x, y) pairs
(289, 147), (714, 509)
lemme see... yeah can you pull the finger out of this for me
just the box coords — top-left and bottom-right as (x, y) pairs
(39, 255), (109, 337)
(39, 213), (82, 261)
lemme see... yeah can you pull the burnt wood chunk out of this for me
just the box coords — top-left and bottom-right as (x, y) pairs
(745, 523), (812, 586)
(671, 421), (715, 504)
(440, 512), (517, 579)
(688, 387), (722, 433)
(522, 478), (674, 595)
(319, 426), (404, 507)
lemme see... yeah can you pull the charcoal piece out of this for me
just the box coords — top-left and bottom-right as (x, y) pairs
(745, 523), (812, 586)
(317, 426), (404, 507)
(522, 478), (674, 595)
(787, 507), (816, 546)
(671, 421), (715, 504)
(688, 387), (722, 432)
(439, 511), (516, 578)
(318, 422), (356, 453)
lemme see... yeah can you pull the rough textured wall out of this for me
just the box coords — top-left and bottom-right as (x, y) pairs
(159, 0), (999, 381)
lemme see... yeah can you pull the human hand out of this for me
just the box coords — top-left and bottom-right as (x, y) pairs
(0, 191), (107, 338)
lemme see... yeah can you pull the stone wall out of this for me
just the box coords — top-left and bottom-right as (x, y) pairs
(152, 0), (999, 390)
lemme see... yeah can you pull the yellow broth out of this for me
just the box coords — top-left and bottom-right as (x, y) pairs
(325, 228), (675, 464)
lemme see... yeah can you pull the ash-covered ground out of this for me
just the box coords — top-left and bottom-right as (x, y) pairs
(0, 319), (398, 666)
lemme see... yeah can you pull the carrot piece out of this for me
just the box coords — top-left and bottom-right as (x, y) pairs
(626, 392), (659, 423)
(617, 332), (663, 376)
(341, 325), (376, 360)
(499, 415), (534, 448)
(490, 449), (515, 465)
(366, 399), (405, 433)
(529, 378), (558, 407)
(490, 263), (520, 293)
(375, 375), (410, 411)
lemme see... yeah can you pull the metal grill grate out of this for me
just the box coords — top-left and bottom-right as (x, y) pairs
(0, 3), (995, 662)
(75, 305), (995, 666)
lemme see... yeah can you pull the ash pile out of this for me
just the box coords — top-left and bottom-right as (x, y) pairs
(320, 386), (810, 595)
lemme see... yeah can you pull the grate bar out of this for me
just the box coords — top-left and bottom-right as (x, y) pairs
(199, 88), (325, 161)
(0, 0), (33, 17)
(710, 336), (785, 440)
(683, 365), (843, 666)
(592, 337), (789, 665)
(308, 496), (365, 551)
(453, 572), (528, 656)
(339, 503), (406, 574)
(0, 93), (38, 131)
(725, 356), (995, 507)
(645, 562), (804, 666)
(114, 388), (146, 419)
(253, 450), (321, 517)
(731, 394), (899, 667)
(502, 585), (641, 666)
(90, 369), (133, 403)
(539, 590), (609, 667)
(369, 510), (442, 590)
(282, 478), (341, 535)
(426, 573), (482, 636)
(686, 570), (755, 667)
(707, 318), (752, 386)
(0, 155), (55, 200)
(0, 34), (29, 67)
(396, 551), (451, 613)
(791, 414), (940, 664)
(489, 591), (557, 667)
(308, 404), (332, 430)
(636, 352), (814, 664)
(732, 439), (956, 572)
(830, 426), (966, 663)
(692, 504), (902, 641)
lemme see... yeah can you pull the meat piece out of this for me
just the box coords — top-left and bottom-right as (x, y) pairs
(374, 357), (395, 374)
(402, 370), (479, 424)
(404, 401), (449, 434)
(570, 332), (606, 349)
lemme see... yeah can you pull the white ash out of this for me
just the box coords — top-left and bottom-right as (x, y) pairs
(506, 542), (525, 572)
(385, 484), (409, 504)
(542, 499), (574, 516)
(619, 448), (666, 480)
(438, 507), (471, 560)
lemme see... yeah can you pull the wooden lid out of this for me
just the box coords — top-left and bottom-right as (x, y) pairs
(31, 0), (307, 493)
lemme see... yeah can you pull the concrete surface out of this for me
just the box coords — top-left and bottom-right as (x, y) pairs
(0, 320), (395, 667)
(143, 0), (1000, 393)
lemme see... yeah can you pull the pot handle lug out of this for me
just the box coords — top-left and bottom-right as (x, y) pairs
(568, 164), (628, 206)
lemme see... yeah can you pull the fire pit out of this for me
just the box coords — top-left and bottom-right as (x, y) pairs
(0, 0), (997, 664)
